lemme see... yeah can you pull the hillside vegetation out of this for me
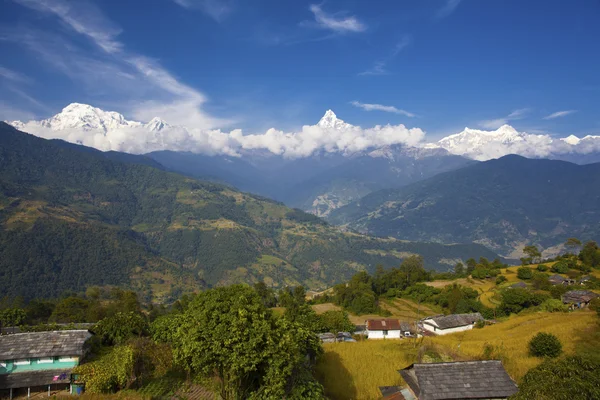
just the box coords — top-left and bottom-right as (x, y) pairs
(0, 123), (499, 301)
(329, 155), (600, 257)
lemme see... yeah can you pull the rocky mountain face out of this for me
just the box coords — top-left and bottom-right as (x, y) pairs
(329, 155), (600, 257)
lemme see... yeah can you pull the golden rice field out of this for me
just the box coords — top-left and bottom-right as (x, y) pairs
(311, 299), (441, 325)
(316, 310), (598, 400)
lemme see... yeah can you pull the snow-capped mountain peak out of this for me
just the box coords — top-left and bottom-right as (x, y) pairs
(317, 110), (352, 130)
(36, 102), (141, 133)
(561, 135), (581, 145)
(145, 117), (170, 132)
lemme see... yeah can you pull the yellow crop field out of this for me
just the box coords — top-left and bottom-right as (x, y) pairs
(315, 340), (418, 400)
(316, 310), (598, 400)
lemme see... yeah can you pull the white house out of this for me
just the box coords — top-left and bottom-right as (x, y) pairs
(365, 319), (402, 339)
(421, 313), (483, 335)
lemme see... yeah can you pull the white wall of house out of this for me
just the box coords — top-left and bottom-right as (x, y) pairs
(422, 320), (475, 335)
(367, 329), (402, 339)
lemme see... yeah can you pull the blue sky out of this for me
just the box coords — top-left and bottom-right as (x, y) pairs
(0, 0), (599, 140)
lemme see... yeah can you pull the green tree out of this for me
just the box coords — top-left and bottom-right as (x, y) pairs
(162, 285), (324, 400)
(551, 261), (569, 274)
(93, 312), (149, 345)
(513, 356), (600, 400)
(529, 332), (562, 358)
(565, 237), (582, 254)
(465, 258), (477, 274)
(579, 241), (600, 268)
(0, 308), (27, 328)
(50, 297), (91, 323)
(495, 275), (507, 285)
(318, 310), (355, 334)
(523, 245), (542, 264)
(517, 267), (533, 280)
(531, 272), (550, 290)
(254, 281), (277, 308)
(454, 262), (465, 276)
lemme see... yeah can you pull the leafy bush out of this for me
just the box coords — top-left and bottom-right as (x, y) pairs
(93, 312), (148, 345)
(540, 299), (568, 313)
(517, 267), (533, 280)
(529, 332), (562, 358)
(495, 275), (507, 285)
(551, 261), (569, 274)
(513, 356), (600, 400)
(537, 264), (548, 272)
(318, 310), (355, 333)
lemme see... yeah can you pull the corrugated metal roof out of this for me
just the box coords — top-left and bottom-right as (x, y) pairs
(399, 360), (518, 400)
(0, 331), (92, 360)
(423, 313), (482, 330)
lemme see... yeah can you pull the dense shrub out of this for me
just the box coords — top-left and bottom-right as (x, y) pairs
(513, 356), (600, 400)
(529, 332), (562, 358)
(540, 299), (568, 313)
(495, 275), (507, 285)
(517, 267), (533, 280)
(551, 261), (569, 274)
(536, 264), (548, 272)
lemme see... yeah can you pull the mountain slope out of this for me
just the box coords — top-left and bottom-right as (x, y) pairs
(149, 112), (473, 216)
(0, 122), (501, 300)
(330, 155), (600, 257)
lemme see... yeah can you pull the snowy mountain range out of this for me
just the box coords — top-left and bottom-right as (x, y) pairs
(8, 103), (600, 163)
(7, 103), (600, 216)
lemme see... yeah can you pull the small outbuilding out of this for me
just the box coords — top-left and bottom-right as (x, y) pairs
(562, 290), (599, 310)
(421, 313), (483, 336)
(317, 333), (336, 343)
(398, 360), (518, 400)
(365, 319), (401, 339)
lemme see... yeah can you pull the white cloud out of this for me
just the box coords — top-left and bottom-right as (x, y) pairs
(9, 0), (228, 130)
(0, 66), (31, 83)
(543, 110), (577, 120)
(351, 101), (415, 117)
(480, 108), (531, 129)
(308, 4), (366, 33)
(359, 35), (412, 76)
(13, 0), (123, 53)
(11, 106), (425, 158)
(358, 61), (388, 76)
(170, 0), (232, 21)
(435, 0), (462, 20)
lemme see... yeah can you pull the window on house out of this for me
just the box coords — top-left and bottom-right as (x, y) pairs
(38, 357), (54, 364)
(59, 356), (78, 363)
(383, 330), (388, 336)
(14, 359), (31, 365)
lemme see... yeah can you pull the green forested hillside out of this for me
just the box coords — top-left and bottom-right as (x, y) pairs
(330, 155), (600, 257)
(0, 123), (500, 301)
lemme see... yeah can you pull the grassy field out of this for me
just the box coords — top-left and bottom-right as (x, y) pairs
(311, 299), (441, 325)
(316, 309), (598, 400)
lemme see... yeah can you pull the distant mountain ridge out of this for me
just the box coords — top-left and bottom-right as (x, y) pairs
(9, 104), (600, 216)
(0, 122), (502, 301)
(329, 155), (600, 257)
